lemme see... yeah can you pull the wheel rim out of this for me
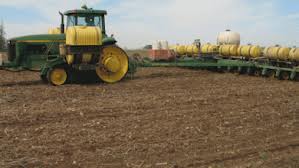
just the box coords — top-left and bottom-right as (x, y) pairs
(103, 56), (121, 73)
(96, 46), (129, 83)
(49, 68), (67, 86)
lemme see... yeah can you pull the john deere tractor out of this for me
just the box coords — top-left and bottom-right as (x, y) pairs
(2, 6), (129, 85)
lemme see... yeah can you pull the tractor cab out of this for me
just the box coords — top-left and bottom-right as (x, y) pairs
(59, 6), (107, 35)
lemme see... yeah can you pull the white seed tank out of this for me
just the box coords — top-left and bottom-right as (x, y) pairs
(217, 30), (241, 45)
(160, 40), (169, 50)
(152, 41), (162, 50)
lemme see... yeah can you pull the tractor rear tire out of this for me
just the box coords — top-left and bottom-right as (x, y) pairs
(96, 45), (129, 83)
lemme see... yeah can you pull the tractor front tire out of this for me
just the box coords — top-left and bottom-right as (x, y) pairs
(47, 67), (68, 86)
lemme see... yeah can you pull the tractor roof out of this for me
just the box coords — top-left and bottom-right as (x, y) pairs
(64, 9), (107, 15)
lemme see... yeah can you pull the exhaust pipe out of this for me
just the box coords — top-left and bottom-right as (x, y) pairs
(59, 12), (65, 34)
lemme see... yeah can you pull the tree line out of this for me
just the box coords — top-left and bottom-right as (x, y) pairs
(0, 21), (7, 51)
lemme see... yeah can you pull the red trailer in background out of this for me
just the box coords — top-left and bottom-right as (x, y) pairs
(148, 49), (176, 61)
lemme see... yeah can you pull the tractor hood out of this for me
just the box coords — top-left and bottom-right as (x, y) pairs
(10, 34), (66, 43)
(9, 34), (115, 44)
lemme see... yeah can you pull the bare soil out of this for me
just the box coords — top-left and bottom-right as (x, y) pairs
(0, 67), (298, 168)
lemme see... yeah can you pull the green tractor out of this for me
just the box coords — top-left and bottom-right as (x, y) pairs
(1, 6), (131, 85)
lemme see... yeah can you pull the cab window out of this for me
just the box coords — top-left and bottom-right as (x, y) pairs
(67, 15), (76, 27)
(67, 15), (102, 28)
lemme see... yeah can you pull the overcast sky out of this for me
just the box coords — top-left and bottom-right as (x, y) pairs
(0, 0), (299, 48)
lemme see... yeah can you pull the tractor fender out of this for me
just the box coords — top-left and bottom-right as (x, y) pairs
(40, 57), (66, 77)
(102, 37), (117, 45)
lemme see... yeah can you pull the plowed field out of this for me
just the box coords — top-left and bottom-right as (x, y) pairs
(0, 68), (298, 168)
